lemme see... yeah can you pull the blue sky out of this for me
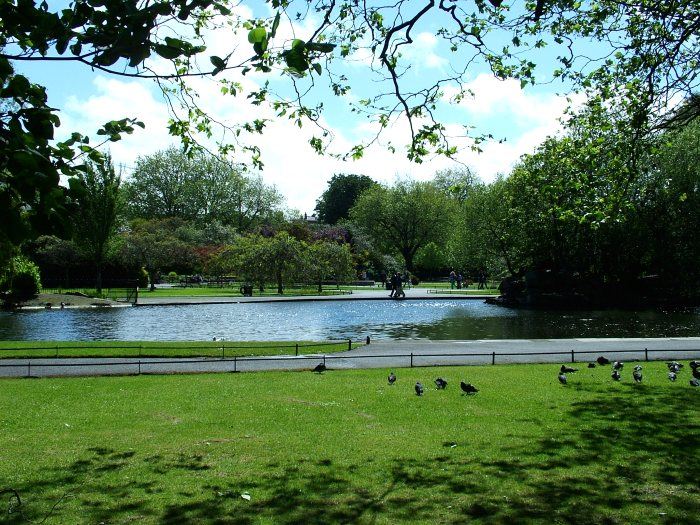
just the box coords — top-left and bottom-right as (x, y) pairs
(17, 1), (586, 213)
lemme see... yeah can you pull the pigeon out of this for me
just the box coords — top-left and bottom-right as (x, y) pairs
(560, 365), (578, 374)
(558, 373), (567, 385)
(597, 356), (610, 365)
(612, 369), (621, 381)
(415, 382), (424, 396)
(633, 365), (642, 371)
(313, 363), (327, 373)
(434, 377), (448, 389)
(690, 378), (699, 387)
(460, 381), (479, 394)
(388, 372), (396, 385)
(690, 360), (699, 370)
(693, 368), (700, 380)
(633, 368), (642, 383)
(668, 362), (682, 374)
(588, 362), (596, 368)
(668, 371), (677, 382)
(613, 361), (624, 370)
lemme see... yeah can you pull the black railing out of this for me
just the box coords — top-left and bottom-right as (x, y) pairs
(0, 344), (698, 379)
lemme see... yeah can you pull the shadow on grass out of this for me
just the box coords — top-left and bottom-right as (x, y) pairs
(5, 385), (699, 524)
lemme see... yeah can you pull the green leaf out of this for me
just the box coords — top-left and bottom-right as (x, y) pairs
(312, 63), (322, 75)
(270, 12), (281, 38)
(154, 44), (182, 59)
(248, 27), (267, 44)
(210, 55), (227, 73)
(291, 39), (305, 50)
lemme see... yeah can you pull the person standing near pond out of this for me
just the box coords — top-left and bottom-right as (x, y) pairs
(394, 272), (406, 298)
(456, 272), (463, 289)
(389, 272), (397, 297)
(449, 269), (456, 289)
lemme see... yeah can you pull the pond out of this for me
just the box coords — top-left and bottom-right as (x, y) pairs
(1, 300), (699, 341)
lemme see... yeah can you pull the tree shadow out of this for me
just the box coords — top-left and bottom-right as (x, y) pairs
(4, 384), (698, 524)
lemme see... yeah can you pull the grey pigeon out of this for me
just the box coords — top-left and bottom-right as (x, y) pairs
(415, 382), (424, 396)
(460, 381), (479, 394)
(668, 371), (677, 382)
(434, 377), (448, 389)
(612, 369), (621, 381)
(588, 362), (596, 368)
(561, 365), (578, 373)
(690, 378), (700, 387)
(313, 363), (327, 373)
(693, 368), (700, 380)
(613, 361), (624, 370)
(388, 371), (396, 385)
(633, 369), (642, 383)
(558, 373), (567, 385)
(597, 356), (610, 365)
(690, 360), (699, 370)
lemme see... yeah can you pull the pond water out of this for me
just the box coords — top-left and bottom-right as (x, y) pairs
(1, 300), (699, 341)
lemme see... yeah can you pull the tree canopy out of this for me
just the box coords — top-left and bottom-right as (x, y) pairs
(314, 173), (378, 224)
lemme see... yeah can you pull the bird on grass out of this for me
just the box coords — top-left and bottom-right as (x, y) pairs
(460, 381), (479, 394)
(313, 363), (327, 373)
(633, 366), (643, 383)
(415, 382), (424, 396)
(434, 377), (448, 389)
(668, 371), (677, 382)
(690, 360), (699, 371)
(613, 361), (624, 371)
(693, 368), (700, 380)
(597, 356), (610, 365)
(588, 362), (596, 369)
(558, 373), (567, 385)
(560, 365), (578, 374)
(690, 378), (699, 388)
(388, 371), (396, 385)
(612, 369), (621, 381)
(667, 361), (683, 374)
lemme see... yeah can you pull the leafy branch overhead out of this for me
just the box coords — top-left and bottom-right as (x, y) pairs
(1, 0), (699, 255)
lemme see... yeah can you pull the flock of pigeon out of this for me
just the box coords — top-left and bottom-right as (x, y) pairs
(557, 356), (700, 387)
(391, 372), (479, 396)
(314, 363), (479, 395)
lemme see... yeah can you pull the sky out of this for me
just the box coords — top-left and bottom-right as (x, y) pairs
(17, 1), (584, 214)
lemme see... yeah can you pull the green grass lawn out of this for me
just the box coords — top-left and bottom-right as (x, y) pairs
(1, 361), (697, 523)
(0, 340), (354, 359)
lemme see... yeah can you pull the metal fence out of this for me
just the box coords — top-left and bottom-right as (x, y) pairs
(1, 344), (698, 379)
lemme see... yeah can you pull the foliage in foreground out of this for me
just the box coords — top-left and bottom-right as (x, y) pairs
(0, 362), (697, 524)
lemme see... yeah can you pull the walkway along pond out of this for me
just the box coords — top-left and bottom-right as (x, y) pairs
(1, 300), (699, 341)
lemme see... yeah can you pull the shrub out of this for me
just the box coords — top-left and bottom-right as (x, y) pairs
(0, 256), (41, 300)
(410, 274), (420, 286)
(166, 271), (179, 284)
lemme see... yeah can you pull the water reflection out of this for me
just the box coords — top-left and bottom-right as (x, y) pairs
(0, 301), (698, 341)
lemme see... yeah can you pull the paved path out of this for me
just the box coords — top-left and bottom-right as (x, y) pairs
(135, 288), (493, 305)
(2, 337), (699, 378)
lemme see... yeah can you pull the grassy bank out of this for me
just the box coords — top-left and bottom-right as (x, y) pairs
(0, 340), (354, 359)
(0, 362), (697, 523)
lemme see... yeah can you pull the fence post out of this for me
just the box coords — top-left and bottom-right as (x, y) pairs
(323, 355), (326, 366)
(138, 360), (141, 375)
(55, 345), (59, 358)
(295, 343), (299, 356)
(571, 349), (575, 363)
(492, 352), (495, 365)
(222, 345), (225, 359)
(348, 339), (352, 351)
(27, 361), (31, 378)
(139, 344), (142, 358)
(410, 353), (413, 368)
(234, 356), (237, 373)
(645, 348), (648, 362)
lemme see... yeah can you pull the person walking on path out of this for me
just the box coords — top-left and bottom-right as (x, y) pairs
(449, 270), (456, 289)
(393, 273), (406, 299)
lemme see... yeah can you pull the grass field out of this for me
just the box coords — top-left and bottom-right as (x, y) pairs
(0, 340), (354, 360)
(1, 361), (698, 524)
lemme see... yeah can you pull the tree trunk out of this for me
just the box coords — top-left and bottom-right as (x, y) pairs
(318, 280), (323, 293)
(277, 270), (283, 295)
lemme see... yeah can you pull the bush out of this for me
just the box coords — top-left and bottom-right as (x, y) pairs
(165, 271), (179, 284)
(0, 256), (41, 300)
(410, 274), (420, 286)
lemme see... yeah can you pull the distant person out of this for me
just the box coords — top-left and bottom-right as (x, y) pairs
(456, 273), (463, 289)
(449, 270), (456, 289)
(389, 272), (397, 297)
(394, 273), (406, 299)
